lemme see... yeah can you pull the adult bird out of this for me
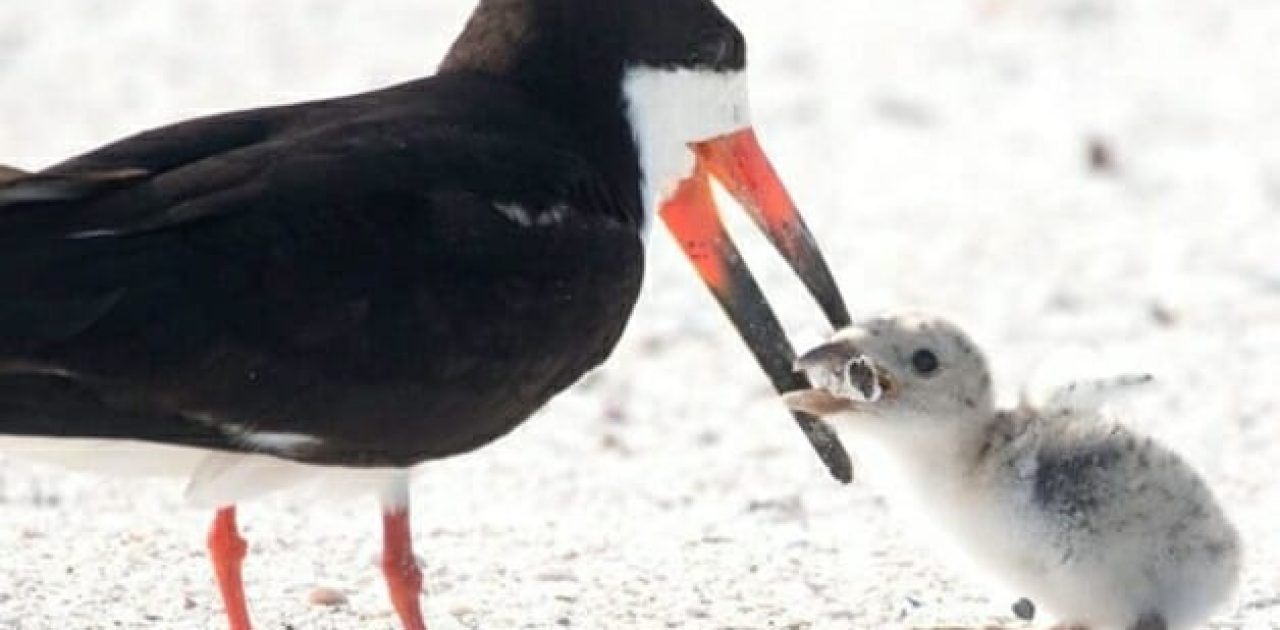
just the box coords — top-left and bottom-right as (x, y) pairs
(0, 0), (851, 628)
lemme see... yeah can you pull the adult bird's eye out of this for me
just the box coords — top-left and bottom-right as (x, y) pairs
(911, 349), (940, 376)
(689, 30), (733, 67)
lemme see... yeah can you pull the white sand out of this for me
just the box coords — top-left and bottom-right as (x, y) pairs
(1, 1), (1278, 628)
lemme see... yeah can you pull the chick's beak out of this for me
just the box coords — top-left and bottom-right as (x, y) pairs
(792, 337), (897, 407)
(782, 389), (856, 417)
(660, 127), (853, 483)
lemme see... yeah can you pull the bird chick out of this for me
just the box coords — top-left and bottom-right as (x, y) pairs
(785, 313), (1241, 630)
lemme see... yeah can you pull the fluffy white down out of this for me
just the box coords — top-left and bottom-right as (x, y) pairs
(621, 67), (751, 233)
(828, 409), (1241, 630)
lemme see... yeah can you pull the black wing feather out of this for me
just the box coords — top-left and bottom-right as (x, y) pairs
(0, 74), (643, 465)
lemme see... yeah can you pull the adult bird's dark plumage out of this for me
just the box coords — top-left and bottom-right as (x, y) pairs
(0, 1), (851, 628)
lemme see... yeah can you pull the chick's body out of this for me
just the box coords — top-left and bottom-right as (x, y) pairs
(787, 314), (1240, 630)
(967, 408), (1238, 629)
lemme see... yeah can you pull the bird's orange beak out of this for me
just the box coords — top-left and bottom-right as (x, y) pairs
(660, 127), (853, 483)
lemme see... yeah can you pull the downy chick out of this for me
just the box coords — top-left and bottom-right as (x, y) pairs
(785, 312), (1240, 630)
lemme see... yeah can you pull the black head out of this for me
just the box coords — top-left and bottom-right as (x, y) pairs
(441, 0), (854, 483)
(442, 0), (745, 79)
(615, 0), (746, 72)
(440, 0), (754, 234)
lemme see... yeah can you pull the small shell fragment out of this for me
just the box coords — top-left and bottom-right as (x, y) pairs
(308, 586), (349, 607)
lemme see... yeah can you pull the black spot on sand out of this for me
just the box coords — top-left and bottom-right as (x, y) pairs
(1012, 598), (1036, 620)
(1087, 136), (1119, 175)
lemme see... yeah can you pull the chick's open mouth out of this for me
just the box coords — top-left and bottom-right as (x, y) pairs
(842, 355), (896, 404)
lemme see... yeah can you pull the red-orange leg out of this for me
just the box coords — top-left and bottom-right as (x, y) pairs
(382, 505), (427, 630)
(207, 506), (252, 630)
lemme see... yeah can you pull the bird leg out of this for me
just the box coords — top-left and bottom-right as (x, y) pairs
(207, 506), (253, 630)
(381, 475), (427, 630)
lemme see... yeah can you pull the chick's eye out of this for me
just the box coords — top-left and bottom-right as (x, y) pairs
(911, 349), (940, 376)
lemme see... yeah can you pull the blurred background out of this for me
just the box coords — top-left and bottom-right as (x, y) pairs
(1, 0), (1278, 628)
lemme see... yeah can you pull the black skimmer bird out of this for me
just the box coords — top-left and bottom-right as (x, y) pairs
(0, 1), (852, 628)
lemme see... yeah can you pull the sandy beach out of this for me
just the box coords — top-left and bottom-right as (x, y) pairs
(0, 1), (1277, 628)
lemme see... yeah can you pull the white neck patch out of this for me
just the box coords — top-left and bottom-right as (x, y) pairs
(621, 67), (751, 235)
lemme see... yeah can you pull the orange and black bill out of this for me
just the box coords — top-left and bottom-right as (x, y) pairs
(661, 128), (853, 484)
